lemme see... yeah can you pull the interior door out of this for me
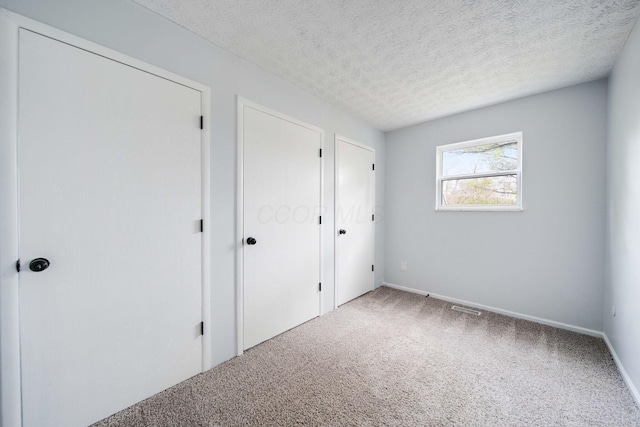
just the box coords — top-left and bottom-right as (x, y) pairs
(18, 30), (203, 427)
(336, 137), (375, 306)
(242, 102), (322, 350)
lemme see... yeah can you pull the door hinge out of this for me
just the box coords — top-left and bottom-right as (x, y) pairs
(319, 216), (322, 225)
(200, 219), (204, 232)
(200, 116), (204, 130)
(372, 163), (375, 170)
(200, 321), (204, 336)
(319, 148), (322, 157)
(16, 259), (20, 273)
(319, 282), (322, 291)
(372, 265), (374, 272)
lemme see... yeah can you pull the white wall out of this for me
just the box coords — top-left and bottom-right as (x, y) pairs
(384, 80), (607, 331)
(0, 0), (385, 369)
(606, 16), (640, 402)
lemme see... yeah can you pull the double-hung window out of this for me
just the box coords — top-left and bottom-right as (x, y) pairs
(436, 132), (522, 211)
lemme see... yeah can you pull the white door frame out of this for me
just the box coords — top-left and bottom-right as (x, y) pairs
(236, 97), (323, 355)
(0, 10), (212, 426)
(334, 134), (375, 309)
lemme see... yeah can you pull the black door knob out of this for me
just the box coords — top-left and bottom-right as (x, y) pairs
(246, 237), (257, 245)
(29, 258), (50, 272)
(339, 229), (346, 235)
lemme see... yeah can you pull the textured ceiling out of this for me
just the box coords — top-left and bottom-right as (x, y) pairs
(132, 0), (640, 131)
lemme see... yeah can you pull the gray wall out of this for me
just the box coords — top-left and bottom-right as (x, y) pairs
(606, 17), (640, 400)
(0, 0), (385, 367)
(384, 80), (607, 331)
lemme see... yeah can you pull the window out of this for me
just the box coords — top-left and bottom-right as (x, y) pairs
(436, 132), (522, 211)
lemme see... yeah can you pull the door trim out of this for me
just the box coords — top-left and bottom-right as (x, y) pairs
(0, 10), (212, 426)
(334, 134), (375, 309)
(236, 97), (324, 355)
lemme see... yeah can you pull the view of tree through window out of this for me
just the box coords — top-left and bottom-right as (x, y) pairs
(436, 133), (522, 210)
(442, 174), (517, 206)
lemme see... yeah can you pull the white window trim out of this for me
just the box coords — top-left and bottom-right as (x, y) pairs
(435, 132), (523, 211)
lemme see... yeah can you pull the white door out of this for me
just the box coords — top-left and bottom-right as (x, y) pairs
(335, 136), (375, 306)
(241, 101), (322, 350)
(18, 30), (203, 427)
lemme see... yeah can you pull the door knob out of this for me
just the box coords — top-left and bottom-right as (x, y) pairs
(338, 229), (346, 235)
(29, 258), (50, 272)
(246, 237), (257, 245)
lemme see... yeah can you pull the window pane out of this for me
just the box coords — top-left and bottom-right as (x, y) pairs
(442, 175), (517, 206)
(442, 141), (518, 177)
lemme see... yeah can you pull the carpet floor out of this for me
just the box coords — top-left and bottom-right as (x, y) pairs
(94, 286), (640, 426)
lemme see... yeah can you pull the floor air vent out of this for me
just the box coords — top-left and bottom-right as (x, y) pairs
(452, 305), (481, 316)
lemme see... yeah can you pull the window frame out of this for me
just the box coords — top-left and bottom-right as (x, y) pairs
(435, 132), (523, 212)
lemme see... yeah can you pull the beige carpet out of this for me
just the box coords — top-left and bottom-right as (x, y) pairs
(94, 286), (640, 426)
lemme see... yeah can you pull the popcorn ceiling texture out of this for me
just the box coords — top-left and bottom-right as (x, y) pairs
(93, 287), (640, 426)
(132, 0), (640, 130)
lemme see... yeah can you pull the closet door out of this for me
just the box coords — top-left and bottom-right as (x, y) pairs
(18, 29), (203, 427)
(335, 136), (375, 306)
(240, 100), (322, 350)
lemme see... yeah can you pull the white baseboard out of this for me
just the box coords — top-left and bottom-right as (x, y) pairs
(382, 282), (604, 338)
(603, 334), (640, 407)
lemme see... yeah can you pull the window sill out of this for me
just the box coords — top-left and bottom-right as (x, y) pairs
(435, 206), (523, 212)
